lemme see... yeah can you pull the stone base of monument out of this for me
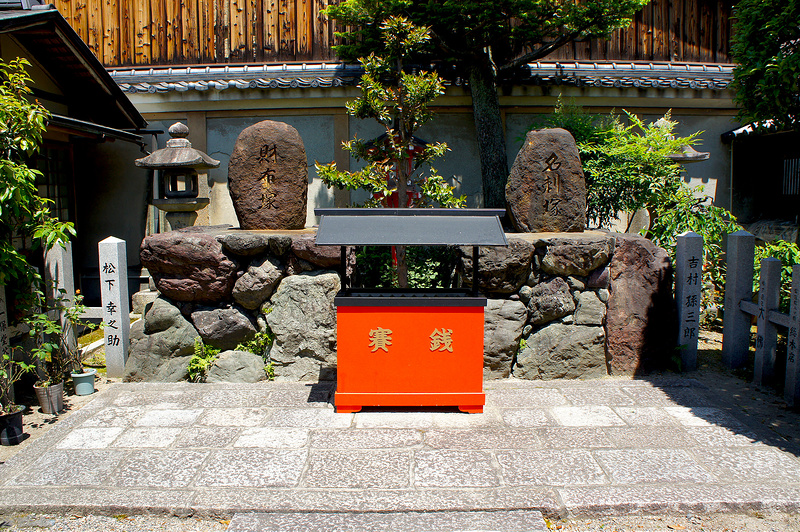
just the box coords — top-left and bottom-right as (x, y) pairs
(126, 226), (675, 383)
(131, 288), (159, 316)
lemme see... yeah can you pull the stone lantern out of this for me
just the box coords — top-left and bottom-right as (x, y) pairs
(136, 122), (220, 231)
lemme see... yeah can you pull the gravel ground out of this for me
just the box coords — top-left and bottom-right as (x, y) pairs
(1, 328), (799, 531)
(0, 512), (798, 531)
(547, 512), (800, 531)
(0, 514), (228, 531)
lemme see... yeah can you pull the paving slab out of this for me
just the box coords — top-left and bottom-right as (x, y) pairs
(226, 510), (548, 532)
(0, 377), (797, 526)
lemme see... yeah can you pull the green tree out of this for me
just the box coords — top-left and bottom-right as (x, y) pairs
(316, 16), (465, 286)
(0, 58), (77, 407)
(731, 0), (800, 130)
(534, 104), (740, 311)
(326, 0), (650, 208)
(0, 58), (75, 297)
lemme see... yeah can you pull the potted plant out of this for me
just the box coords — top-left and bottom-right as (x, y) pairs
(25, 288), (99, 413)
(0, 343), (37, 445)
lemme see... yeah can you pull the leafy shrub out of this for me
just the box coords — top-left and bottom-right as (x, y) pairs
(188, 338), (221, 383)
(530, 101), (740, 311)
(355, 245), (457, 289)
(1, 58), (75, 313)
(754, 240), (800, 313)
(235, 328), (275, 381)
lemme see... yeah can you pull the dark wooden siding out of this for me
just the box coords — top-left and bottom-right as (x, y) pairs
(545, 0), (735, 63)
(51, 0), (734, 67)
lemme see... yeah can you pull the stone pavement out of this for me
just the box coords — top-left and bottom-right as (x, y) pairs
(0, 377), (799, 532)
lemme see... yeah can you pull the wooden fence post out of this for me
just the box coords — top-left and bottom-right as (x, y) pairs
(722, 230), (754, 368)
(676, 231), (703, 371)
(785, 265), (800, 406)
(44, 241), (77, 356)
(754, 258), (781, 386)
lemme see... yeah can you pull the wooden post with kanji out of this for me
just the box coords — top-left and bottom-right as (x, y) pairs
(754, 258), (781, 386)
(676, 231), (703, 371)
(721, 230), (755, 369)
(785, 264), (800, 406)
(99, 237), (130, 378)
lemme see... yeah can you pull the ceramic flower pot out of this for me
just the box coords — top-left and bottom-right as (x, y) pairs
(71, 368), (97, 396)
(34, 382), (64, 415)
(0, 406), (24, 446)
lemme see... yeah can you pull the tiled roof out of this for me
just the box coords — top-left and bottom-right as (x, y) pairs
(110, 63), (362, 93)
(522, 61), (734, 90)
(109, 61), (734, 94)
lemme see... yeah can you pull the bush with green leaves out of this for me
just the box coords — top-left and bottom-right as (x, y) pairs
(754, 240), (800, 313)
(188, 338), (221, 383)
(235, 328), (276, 381)
(355, 246), (458, 289)
(731, 0), (800, 131)
(1, 59), (75, 301)
(23, 288), (100, 386)
(531, 102), (740, 311)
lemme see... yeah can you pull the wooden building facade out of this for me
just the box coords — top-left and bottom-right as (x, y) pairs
(51, 0), (735, 67)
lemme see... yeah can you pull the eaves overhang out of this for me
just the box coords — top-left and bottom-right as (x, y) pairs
(47, 114), (144, 146)
(109, 60), (734, 95)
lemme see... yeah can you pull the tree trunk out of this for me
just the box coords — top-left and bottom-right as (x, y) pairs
(468, 60), (509, 209)
(395, 139), (409, 288)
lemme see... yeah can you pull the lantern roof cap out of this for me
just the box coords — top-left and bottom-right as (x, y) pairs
(135, 122), (220, 169)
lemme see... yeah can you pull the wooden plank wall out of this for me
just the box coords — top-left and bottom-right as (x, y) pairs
(52, 0), (733, 67)
(547, 0), (734, 63)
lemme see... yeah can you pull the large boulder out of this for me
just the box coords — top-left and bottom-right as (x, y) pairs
(227, 120), (308, 230)
(459, 238), (533, 295)
(483, 299), (527, 379)
(291, 233), (341, 269)
(205, 350), (265, 383)
(506, 128), (586, 233)
(266, 271), (340, 381)
(606, 234), (675, 375)
(140, 229), (238, 303)
(191, 306), (258, 351)
(124, 297), (197, 382)
(514, 323), (606, 379)
(232, 257), (284, 310)
(527, 277), (576, 325)
(539, 236), (614, 276)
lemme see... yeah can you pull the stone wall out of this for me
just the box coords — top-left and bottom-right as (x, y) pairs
(127, 226), (675, 383)
(475, 232), (675, 379)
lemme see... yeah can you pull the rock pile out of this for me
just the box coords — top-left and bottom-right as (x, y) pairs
(468, 232), (674, 379)
(127, 226), (340, 382)
(129, 226), (674, 383)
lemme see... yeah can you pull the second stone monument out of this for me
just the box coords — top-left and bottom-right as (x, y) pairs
(506, 128), (586, 233)
(228, 120), (308, 230)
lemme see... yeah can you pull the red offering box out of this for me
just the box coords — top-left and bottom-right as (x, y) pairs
(334, 291), (486, 413)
